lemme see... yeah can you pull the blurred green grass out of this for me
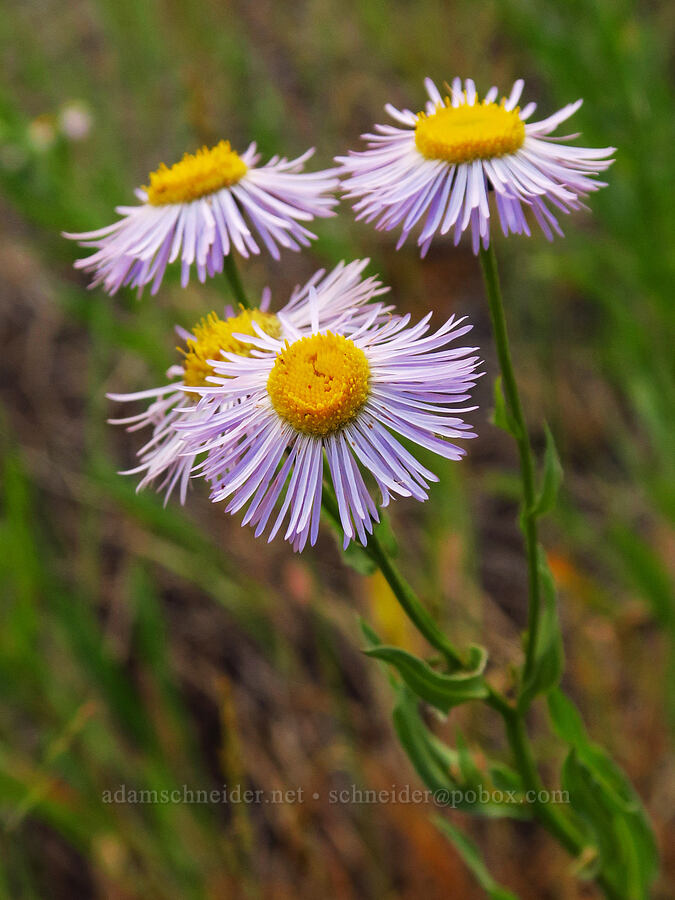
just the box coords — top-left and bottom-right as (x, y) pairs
(1, 0), (673, 896)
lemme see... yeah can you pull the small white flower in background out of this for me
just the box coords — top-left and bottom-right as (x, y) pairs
(65, 140), (339, 295)
(59, 102), (92, 142)
(337, 77), (615, 255)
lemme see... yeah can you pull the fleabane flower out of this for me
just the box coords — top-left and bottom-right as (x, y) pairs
(179, 303), (480, 552)
(107, 260), (390, 503)
(64, 140), (338, 295)
(337, 77), (615, 255)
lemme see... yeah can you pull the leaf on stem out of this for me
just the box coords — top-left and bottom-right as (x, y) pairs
(530, 425), (563, 518)
(392, 688), (530, 819)
(488, 762), (524, 795)
(359, 617), (399, 690)
(392, 686), (456, 793)
(359, 617), (382, 648)
(455, 728), (482, 786)
(550, 689), (659, 898)
(366, 644), (489, 714)
(518, 548), (564, 710)
(491, 376), (522, 440)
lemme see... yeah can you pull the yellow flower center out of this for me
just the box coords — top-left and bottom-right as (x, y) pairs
(267, 333), (370, 436)
(182, 309), (280, 389)
(145, 141), (248, 206)
(415, 99), (525, 164)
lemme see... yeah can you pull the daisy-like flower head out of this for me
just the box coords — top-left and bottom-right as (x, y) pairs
(107, 260), (391, 503)
(337, 77), (615, 255)
(65, 140), (338, 295)
(179, 296), (480, 552)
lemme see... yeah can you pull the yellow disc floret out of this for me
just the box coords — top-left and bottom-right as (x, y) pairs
(415, 98), (525, 164)
(182, 309), (280, 389)
(145, 141), (248, 206)
(267, 332), (370, 436)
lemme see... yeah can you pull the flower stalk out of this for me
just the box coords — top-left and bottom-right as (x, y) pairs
(478, 243), (541, 690)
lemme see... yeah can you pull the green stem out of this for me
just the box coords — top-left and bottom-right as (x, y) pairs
(478, 244), (541, 688)
(366, 531), (464, 671)
(223, 253), (250, 308)
(320, 491), (463, 670)
(477, 246), (624, 899)
(502, 708), (581, 853)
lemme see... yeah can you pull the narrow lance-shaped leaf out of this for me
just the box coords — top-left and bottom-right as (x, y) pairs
(518, 548), (563, 710)
(490, 375), (522, 440)
(549, 689), (640, 812)
(366, 644), (489, 714)
(550, 690), (659, 898)
(359, 617), (382, 649)
(530, 424), (563, 518)
(392, 688), (529, 820)
(562, 750), (656, 900)
(392, 686), (456, 793)
(359, 617), (398, 690)
(455, 728), (482, 787)
(488, 762), (524, 796)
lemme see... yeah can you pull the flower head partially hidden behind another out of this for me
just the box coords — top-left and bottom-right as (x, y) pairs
(65, 141), (338, 295)
(178, 291), (481, 552)
(107, 260), (391, 503)
(337, 77), (615, 255)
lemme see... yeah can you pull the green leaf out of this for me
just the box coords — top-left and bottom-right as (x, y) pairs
(549, 689), (639, 812)
(359, 618), (399, 689)
(490, 376), (522, 440)
(455, 728), (481, 787)
(562, 751), (617, 868)
(392, 687), (455, 793)
(433, 816), (520, 900)
(518, 549), (563, 710)
(531, 425), (563, 518)
(392, 688), (527, 819)
(488, 762), (523, 796)
(551, 690), (659, 898)
(425, 728), (460, 775)
(546, 687), (587, 747)
(358, 617), (382, 648)
(366, 644), (488, 714)
(562, 751), (657, 900)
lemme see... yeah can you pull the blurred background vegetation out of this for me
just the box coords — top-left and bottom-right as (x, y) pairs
(1, 0), (673, 896)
